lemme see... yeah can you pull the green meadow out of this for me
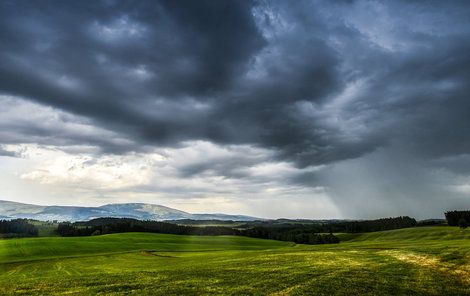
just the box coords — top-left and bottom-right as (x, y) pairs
(1, 226), (469, 295)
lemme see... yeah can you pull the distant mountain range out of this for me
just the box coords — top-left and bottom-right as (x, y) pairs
(0, 200), (259, 222)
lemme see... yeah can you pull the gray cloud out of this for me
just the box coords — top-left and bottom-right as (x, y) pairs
(1, 0), (470, 217)
(0, 0), (349, 163)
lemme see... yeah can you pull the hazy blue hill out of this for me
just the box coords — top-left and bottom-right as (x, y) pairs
(0, 200), (46, 217)
(38, 206), (111, 221)
(98, 203), (193, 220)
(0, 200), (259, 221)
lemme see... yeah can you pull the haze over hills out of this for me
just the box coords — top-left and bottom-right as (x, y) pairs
(0, 200), (259, 222)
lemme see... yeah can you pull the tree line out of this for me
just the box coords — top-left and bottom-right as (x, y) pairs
(56, 218), (340, 245)
(445, 211), (470, 228)
(0, 219), (38, 237)
(241, 226), (339, 244)
(326, 216), (417, 233)
(0, 215), (420, 245)
(55, 216), (420, 244)
(238, 216), (417, 234)
(238, 216), (415, 243)
(57, 218), (239, 237)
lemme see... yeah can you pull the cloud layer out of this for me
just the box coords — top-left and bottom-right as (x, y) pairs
(1, 0), (470, 218)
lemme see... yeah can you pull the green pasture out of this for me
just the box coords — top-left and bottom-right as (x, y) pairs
(1, 226), (469, 295)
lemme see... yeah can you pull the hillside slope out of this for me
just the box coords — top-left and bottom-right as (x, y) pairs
(1, 226), (470, 295)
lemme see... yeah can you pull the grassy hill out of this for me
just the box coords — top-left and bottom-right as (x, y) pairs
(337, 226), (470, 242)
(1, 226), (469, 295)
(0, 233), (291, 263)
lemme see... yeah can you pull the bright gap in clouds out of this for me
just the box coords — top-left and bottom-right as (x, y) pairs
(1, 143), (340, 219)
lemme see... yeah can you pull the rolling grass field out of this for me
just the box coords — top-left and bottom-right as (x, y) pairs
(1, 226), (470, 295)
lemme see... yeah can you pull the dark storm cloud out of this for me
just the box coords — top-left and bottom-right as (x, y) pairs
(0, 0), (264, 148)
(1, 0), (470, 175)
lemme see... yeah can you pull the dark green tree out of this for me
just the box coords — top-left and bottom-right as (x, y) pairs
(458, 218), (468, 229)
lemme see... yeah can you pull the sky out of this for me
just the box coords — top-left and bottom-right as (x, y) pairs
(1, 0), (470, 219)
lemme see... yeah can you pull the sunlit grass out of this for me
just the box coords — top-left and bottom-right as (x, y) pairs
(1, 227), (469, 295)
